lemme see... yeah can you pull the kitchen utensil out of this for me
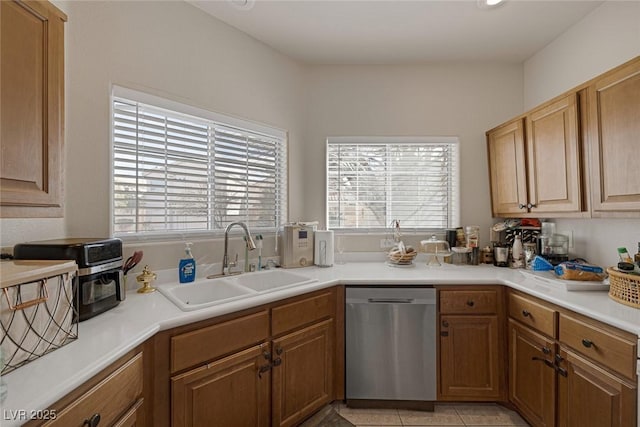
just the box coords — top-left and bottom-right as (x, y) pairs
(123, 250), (143, 275)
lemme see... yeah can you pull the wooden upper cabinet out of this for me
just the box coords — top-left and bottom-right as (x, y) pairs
(526, 94), (583, 214)
(487, 94), (585, 218)
(588, 57), (640, 216)
(487, 118), (528, 216)
(0, 0), (66, 217)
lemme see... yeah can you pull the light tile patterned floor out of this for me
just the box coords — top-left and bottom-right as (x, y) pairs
(334, 403), (531, 427)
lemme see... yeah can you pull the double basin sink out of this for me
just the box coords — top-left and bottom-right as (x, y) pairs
(158, 269), (317, 311)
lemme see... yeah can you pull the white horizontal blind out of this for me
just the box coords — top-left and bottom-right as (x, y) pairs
(327, 138), (459, 230)
(112, 94), (286, 236)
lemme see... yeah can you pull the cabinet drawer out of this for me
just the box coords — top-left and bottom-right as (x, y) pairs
(44, 353), (143, 427)
(508, 292), (557, 338)
(559, 313), (637, 379)
(272, 291), (333, 336)
(171, 310), (269, 373)
(439, 289), (498, 314)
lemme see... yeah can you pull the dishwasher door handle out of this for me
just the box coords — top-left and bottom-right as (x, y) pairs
(367, 298), (415, 304)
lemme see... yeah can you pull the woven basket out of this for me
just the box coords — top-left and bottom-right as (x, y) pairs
(607, 267), (640, 309)
(387, 251), (417, 265)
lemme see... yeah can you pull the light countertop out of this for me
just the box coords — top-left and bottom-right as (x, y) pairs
(2, 260), (639, 426)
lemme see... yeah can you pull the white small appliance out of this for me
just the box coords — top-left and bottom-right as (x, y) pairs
(314, 230), (334, 267)
(280, 223), (316, 268)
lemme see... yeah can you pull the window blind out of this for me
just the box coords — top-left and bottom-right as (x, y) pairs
(112, 93), (287, 237)
(327, 138), (459, 230)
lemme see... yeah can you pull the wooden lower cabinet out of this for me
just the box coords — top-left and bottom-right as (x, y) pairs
(439, 315), (503, 400)
(557, 348), (637, 427)
(508, 320), (556, 427)
(272, 319), (334, 427)
(171, 344), (271, 427)
(114, 399), (145, 427)
(37, 351), (145, 427)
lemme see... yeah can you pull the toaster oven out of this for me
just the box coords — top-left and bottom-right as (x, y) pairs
(13, 238), (125, 321)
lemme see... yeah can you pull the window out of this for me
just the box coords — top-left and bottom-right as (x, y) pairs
(327, 137), (459, 231)
(111, 87), (287, 237)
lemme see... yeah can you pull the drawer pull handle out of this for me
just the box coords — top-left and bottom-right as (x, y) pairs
(466, 300), (475, 307)
(84, 413), (101, 427)
(556, 366), (568, 377)
(582, 339), (593, 348)
(522, 310), (531, 317)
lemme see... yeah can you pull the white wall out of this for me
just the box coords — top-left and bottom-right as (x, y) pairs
(524, 1), (640, 266)
(301, 63), (523, 249)
(524, 1), (640, 109)
(0, 1), (306, 270)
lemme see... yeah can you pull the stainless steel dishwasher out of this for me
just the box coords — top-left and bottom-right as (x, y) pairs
(345, 287), (437, 408)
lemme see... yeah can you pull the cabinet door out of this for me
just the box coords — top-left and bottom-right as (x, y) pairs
(439, 315), (504, 400)
(508, 320), (556, 427)
(0, 0), (65, 217)
(487, 118), (528, 216)
(171, 344), (271, 427)
(526, 94), (583, 214)
(557, 348), (637, 427)
(272, 319), (334, 427)
(588, 58), (640, 216)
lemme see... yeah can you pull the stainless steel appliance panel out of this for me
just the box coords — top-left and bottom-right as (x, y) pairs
(346, 287), (437, 401)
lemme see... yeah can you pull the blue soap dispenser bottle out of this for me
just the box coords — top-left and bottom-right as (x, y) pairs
(179, 242), (196, 283)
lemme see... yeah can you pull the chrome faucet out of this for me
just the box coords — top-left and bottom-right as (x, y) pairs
(222, 222), (256, 275)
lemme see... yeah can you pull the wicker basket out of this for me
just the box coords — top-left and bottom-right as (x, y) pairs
(387, 250), (417, 265)
(607, 267), (640, 309)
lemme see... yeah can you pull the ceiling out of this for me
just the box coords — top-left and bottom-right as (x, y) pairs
(187, 0), (603, 65)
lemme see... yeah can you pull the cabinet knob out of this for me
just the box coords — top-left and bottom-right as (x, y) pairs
(519, 204), (526, 210)
(83, 414), (101, 427)
(466, 300), (475, 307)
(522, 310), (531, 317)
(527, 203), (537, 209)
(262, 351), (271, 361)
(442, 320), (449, 327)
(272, 357), (282, 367)
(541, 346), (551, 355)
(582, 339), (593, 348)
(276, 347), (283, 356)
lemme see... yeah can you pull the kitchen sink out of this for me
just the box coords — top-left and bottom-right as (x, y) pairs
(158, 270), (317, 311)
(158, 278), (257, 311)
(228, 269), (317, 292)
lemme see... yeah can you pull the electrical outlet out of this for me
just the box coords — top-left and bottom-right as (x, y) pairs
(380, 238), (395, 249)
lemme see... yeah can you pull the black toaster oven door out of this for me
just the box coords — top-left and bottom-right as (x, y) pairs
(78, 269), (123, 321)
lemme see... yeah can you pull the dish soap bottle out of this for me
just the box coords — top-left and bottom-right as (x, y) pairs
(179, 242), (196, 283)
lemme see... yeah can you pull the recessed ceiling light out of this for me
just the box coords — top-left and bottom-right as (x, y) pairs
(477, 0), (505, 9)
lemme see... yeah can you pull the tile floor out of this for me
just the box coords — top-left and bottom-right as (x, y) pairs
(333, 402), (530, 427)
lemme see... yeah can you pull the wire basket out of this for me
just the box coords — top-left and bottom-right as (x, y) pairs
(607, 267), (640, 309)
(1, 271), (78, 374)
